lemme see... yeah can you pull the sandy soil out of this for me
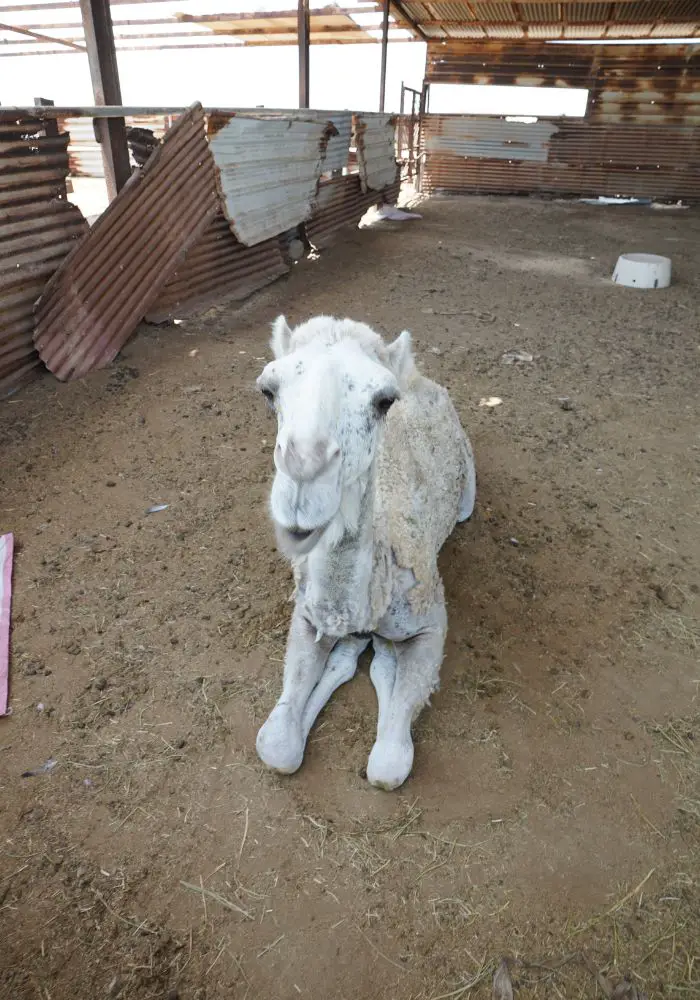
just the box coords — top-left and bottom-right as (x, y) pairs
(1, 196), (698, 1000)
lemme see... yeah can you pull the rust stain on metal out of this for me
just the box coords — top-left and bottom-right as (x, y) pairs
(412, 4), (700, 40)
(146, 211), (289, 323)
(0, 115), (88, 395)
(207, 113), (339, 246)
(34, 103), (220, 381)
(353, 113), (400, 193)
(426, 42), (700, 124)
(305, 171), (401, 249)
(421, 113), (700, 200)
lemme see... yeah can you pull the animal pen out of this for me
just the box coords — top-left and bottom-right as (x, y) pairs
(1, 2), (700, 999)
(1, 0), (698, 394)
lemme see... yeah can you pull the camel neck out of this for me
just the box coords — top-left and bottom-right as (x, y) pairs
(296, 466), (388, 638)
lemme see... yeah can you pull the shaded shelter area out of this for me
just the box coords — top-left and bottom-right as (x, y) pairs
(1, 2), (700, 997)
(0, 195), (699, 998)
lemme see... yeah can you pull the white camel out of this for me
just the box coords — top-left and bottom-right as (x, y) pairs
(255, 315), (476, 790)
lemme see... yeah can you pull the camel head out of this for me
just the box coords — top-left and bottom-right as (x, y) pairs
(257, 315), (415, 558)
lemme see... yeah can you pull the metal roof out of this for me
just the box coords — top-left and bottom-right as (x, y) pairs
(1, 0), (696, 56)
(402, 0), (700, 39)
(0, 1), (414, 56)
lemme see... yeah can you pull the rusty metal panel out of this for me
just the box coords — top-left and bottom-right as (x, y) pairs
(421, 113), (700, 200)
(0, 117), (88, 395)
(34, 103), (220, 381)
(305, 171), (401, 249)
(318, 111), (352, 174)
(426, 41), (700, 124)
(424, 117), (559, 161)
(207, 114), (337, 247)
(146, 211), (289, 323)
(354, 113), (399, 193)
(426, 40), (594, 88)
(411, 1), (700, 37)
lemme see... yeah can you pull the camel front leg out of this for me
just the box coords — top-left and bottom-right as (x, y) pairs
(256, 606), (336, 774)
(301, 635), (370, 741)
(367, 602), (447, 791)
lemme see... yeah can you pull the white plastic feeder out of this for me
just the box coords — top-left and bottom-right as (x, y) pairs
(612, 252), (672, 290)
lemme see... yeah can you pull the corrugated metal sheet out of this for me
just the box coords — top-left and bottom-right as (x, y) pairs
(319, 112), (352, 174)
(57, 114), (174, 178)
(426, 41), (700, 124)
(34, 103), (220, 381)
(471, 2), (519, 20)
(207, 114), (338, 247)
(146, 210), (289, 322)
(421, 113), (700, 200)
(403, 0), (699, 37)
(0, 117), (88, 394)
(425, 117), (559, 161)
(305, 171), (401, 249)
(354, 113), (399, 193)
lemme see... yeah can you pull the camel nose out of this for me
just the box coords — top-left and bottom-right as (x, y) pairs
(275, 436), (340, 482)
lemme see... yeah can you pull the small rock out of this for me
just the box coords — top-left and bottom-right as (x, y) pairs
(509, 537), (520, 547)
(653, 583), (684, 610)
(105, 480), (117, 487)
(501, 349), (533, 365)
(93, 677), (107, 691)
(558, 397), (574, 411)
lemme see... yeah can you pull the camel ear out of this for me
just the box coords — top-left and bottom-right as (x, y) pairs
(386, 329), (414, 386)
(271, 315), (292, 358)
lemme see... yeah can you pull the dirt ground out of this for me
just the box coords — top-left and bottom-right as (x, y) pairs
(1, 196), (698, 1000)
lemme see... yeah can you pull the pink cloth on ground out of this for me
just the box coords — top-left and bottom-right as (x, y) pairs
(0, 533), (13, 716)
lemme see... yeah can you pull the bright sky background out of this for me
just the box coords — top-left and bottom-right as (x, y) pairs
(1, 0), (692, 116)
(1, 0), (590, 115)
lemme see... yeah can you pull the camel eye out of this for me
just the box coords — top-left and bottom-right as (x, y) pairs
(261, 386), (275, 408)
(374, 393), (396, 418)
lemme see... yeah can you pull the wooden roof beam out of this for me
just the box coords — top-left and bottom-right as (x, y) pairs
(389, 0), (429, 39)
(0, 18), (84, 47)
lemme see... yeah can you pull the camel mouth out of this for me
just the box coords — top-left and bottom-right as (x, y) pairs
(287, 527), (314, 542)
(274, 521), (328, 555)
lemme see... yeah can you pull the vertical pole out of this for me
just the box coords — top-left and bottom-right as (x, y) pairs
(298, 0), (310, 109)
(420, 81), (429, 115)
(79, 0), (131, 200)
(379, 0), (389, 112)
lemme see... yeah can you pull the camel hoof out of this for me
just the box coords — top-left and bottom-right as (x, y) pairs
(366, 738), (414, 791)
(256, 704), (305, 774)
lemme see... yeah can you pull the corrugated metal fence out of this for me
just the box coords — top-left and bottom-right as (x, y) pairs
(0, 106), (400, 391)
(420, 114), (700, 200)
(0, 116), (88, 393)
